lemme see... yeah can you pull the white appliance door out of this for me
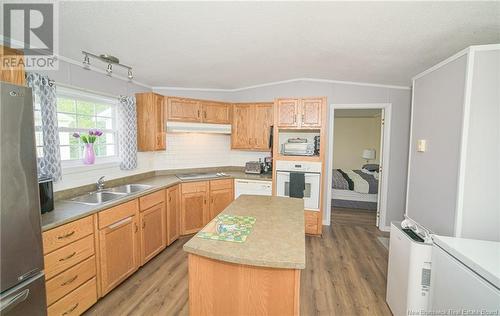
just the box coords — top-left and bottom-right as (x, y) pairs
(276, 171), (320, 210)
(234, 180), (272, 199)
(430, 244), (500, 312)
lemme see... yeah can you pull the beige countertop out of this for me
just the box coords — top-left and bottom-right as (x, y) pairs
(41, 171), (272, 232)
(183, 195), (305, 270)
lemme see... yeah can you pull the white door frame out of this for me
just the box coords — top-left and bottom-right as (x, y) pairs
(325, 103), (392, 232)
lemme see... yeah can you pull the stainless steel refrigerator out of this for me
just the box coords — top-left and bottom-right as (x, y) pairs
(0, 82), (47, 315)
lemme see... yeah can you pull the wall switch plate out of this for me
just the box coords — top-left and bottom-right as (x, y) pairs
(417, 139), (427, 152)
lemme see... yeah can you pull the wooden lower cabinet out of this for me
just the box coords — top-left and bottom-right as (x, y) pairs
(166, 185), (181, 245)
(209, 179), (234, 219)
(181, 180), (236, 235)
(98, 214), (140, 295)
(305, 210), (322, 235)
(42, 215), (98, 316)
(181, 189), (209, 235)
(188, 254), (300, 315)
(47, 278), (97, 316)
(140, 202), (166, 265)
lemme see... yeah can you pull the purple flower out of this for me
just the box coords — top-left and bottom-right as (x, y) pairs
(88, 129), (95, 136)
(72, 132), (80, 138)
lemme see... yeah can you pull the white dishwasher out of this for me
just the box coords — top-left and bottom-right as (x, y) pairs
(234, 179), (272, 199)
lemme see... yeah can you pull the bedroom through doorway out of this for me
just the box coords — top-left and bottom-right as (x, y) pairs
(331, 107), (386, 228)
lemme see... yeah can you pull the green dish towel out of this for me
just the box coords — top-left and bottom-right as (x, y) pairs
(196, 214), (256, 243)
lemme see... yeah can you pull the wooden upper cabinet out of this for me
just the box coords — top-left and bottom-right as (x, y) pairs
(275, 97), (324, 128)
(232, 103), (273, 151)
(136, 93), (166, 152)
(166, 97), (201, 122)
(139, 202), (166, 265)
(166, 185), (181, 246)
(232, 104), (253, 149)
(180, 182), (209, 235)
(253, 104), (273, 150)
(301, 98), (322, 127)
(276, 99), (299, 127)
(0, 45), (26, 86)
(201, 101), (231, 124)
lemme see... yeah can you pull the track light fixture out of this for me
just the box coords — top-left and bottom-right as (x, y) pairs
(106, 63), (113, 76)
(81, 51), (133, 80)
(82, 54), (90, 69)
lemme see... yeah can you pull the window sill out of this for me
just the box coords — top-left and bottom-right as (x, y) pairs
(62, 160), (121, 175)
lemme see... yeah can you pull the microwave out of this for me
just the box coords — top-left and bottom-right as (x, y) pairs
(281, 142), (315, 156)
(38, 176), (54, 214)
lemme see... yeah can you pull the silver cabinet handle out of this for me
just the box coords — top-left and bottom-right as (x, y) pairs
(59, 252), (76, 262)
(0, 289), (29, 313)
(108, 217), (132, 230)
(62, 302), (79, 315)
(57, 231), (75, 239)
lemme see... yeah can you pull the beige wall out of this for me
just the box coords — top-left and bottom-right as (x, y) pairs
(333, 116), (381, 169)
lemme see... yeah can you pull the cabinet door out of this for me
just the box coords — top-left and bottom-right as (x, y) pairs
(276, 99), (299, 127)
(136, 93), (165, 152)
(166, 185), (180, 245)
(98, 215), (139, 295)
(231, 104), (253, 149)
(140, 203), (166, 265)
(166, 97), (201, 122)
(209, 189), (234, 220)
(252, 103), (273, 150)
(301, 98), (322, 127)
(181, 191), (209, 235)
(155, 95), (166, 150)
(0, 45), (25, 86)
(201, 101), (231, 124)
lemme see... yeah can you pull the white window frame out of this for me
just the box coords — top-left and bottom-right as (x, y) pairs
(55, 87), (121, 169)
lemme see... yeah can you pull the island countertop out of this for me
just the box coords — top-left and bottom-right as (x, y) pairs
(183, 195), (305, 269)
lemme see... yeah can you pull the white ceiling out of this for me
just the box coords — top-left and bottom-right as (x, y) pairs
(56, 1), (500, 89)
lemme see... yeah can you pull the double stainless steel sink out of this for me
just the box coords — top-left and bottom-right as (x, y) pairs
(68, 184), (152, 205)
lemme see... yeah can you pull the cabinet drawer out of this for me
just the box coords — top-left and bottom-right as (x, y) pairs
(139, 190), (165, 211)
(45, 235), (95, 280)
(98, 199), (139, 229)
(43, 216), (94, 255)
(181, 181), (209, 194)
(46, 256), (96, 306)
(210, 179), (233, 191)
(47, 277), (97, 316)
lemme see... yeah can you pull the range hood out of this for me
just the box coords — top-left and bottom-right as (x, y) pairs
(166, 121), (232, 134)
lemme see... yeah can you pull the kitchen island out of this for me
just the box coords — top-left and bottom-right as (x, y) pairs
(183, 195), (305, 315)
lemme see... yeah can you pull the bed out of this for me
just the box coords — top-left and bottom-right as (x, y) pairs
(332, 168), (379, 210)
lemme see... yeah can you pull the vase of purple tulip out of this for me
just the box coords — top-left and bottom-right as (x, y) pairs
(72, 129), (103, 165)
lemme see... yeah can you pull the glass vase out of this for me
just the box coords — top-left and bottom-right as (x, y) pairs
(83, 143), (96, 165)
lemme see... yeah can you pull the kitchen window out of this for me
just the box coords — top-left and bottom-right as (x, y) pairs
(34, 87), (119, 165)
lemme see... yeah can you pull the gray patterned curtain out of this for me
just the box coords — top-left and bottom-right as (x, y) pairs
(117, 96), (138, 170)
(26, 73), (62, 181)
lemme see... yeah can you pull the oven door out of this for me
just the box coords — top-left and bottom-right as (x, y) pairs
(276, 171), (320, 210)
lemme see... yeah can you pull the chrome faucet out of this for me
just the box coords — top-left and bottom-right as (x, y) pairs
(96, 176), (105, 191)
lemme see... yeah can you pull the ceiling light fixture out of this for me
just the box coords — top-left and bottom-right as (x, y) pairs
(81, 51), (133, 80)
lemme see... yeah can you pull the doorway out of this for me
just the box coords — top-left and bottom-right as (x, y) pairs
(325, 103), (392, 231)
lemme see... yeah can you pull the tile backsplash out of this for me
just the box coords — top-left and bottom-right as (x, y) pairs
(153, 133), (269, 169)
(54, 133), (269, 192)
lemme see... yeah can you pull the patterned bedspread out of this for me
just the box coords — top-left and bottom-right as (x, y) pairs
(332, 169), (379, 194)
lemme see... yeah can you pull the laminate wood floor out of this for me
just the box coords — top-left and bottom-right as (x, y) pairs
(85, 207), (391, 316)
